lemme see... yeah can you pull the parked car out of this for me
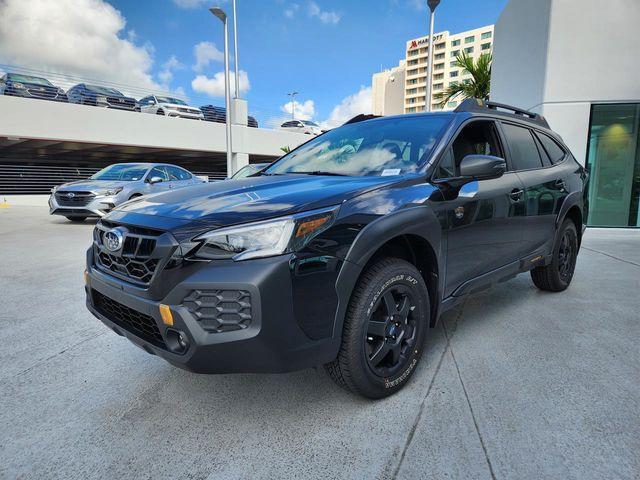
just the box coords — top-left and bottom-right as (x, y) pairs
(85, 99), (587, 398)
(231, 163), (270, 179)
(139, 95), (204, 120)
(67, 83), (139, 111)
(280, 119), (322, 135)
(49, 162), (205, 221)
(0, 73), (68, 102)
(201, 105), (259, 127)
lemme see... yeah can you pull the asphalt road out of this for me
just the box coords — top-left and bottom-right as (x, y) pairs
(1, 206), (638, 480)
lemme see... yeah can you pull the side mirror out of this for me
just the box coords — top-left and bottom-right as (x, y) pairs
(149, 176), (164, 184)
(459, 155), (506, 181)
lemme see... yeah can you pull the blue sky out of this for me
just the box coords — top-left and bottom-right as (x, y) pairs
(0, 0), (508, 126)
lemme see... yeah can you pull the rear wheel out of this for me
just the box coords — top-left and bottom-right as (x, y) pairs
(325, 258), (429, 399)
(531, 219), (578, 292)
(65, 216), (87, 222)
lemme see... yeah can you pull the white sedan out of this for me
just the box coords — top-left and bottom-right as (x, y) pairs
(280, 120), (323, 135)
(139, 95), (204, 120)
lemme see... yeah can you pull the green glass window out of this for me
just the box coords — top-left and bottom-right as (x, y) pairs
(586, 103), (640, 227)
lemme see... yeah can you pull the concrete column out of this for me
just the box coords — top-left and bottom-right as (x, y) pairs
(229, 98), (249, 176)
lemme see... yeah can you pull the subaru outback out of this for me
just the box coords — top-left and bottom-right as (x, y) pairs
(85, 99), (587, 399)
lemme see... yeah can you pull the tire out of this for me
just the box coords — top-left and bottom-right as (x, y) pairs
(325, 257), (430, 399)
(531, 219), (578, 292)
(65, 216), (87, 222)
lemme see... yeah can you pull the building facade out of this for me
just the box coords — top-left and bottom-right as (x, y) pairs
(491, 0), (640, 228)
(404, 25), (494, 113)
(372, 60), (406, 116)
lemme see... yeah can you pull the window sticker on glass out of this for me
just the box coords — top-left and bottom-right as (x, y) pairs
(381, 169), (401, 176)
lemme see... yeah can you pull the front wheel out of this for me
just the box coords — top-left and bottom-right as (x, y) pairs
(325, 258), (429, 399)
(531, 219), (578, 292)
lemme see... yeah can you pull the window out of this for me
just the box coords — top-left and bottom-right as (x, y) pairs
(435, 42), (446, 50)
(433, 83), (444, 90)
(407, 98), (416, 104)
(407, 59), (419, 66)
(536, 132), (566, 164)
(266, 115), (452, 176)
(449, 121), (503, 174)
(407, 78), (418, 85)
(434, 63), (444, 70)
(451, 39), (461, 47)
(148, 166), (170, 182)
(502, 123), (543, 170)
(406, 88), (417, 95)
(481, 43), (491, 51)
(435, 149), (456, 178)
(450, 70), (459, 78)
(433, 73), (444, 80)
(481, 31), (492, 39)
(451, 49), (460, 57)
(435, 53), (445, 60)
(447, 101), (457, 108)
(406, 107), (417, 113)
(464, 47), (474, 54)
(450, 61), (457, 68)
(408, 49), (419, 57)
(408, 69), (418, 75)
(464, 35), (475, 43)
(167, 166), (192, 180)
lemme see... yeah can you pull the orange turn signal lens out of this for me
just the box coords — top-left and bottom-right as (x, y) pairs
(295, 215), (330, 238)
(83, 270), (89, 285)
(159, 304), (174, 326)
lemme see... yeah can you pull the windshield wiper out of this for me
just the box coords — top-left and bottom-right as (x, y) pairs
(293, 171), (350, 177)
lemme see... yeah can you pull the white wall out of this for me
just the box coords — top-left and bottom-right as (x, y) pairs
(0, 96), (308, 157)
(491, 0), (640, 164)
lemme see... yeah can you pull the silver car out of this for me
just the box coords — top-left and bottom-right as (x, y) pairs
(49, 163), (205, 221)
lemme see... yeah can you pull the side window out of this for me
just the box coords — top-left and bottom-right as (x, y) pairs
(167, 166), (191, 180)
(502, 123), (543, 171)
(533, 135), (553, 167)
(536, 132), (566, 164)
(435, 149), (456, 178)
(449, 121), (503, 172)
(148, 166), (169, 181)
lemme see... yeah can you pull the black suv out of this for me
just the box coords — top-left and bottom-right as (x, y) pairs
(0, 73), (68, 102)
(85, 99), (588, 399)
(67, 83), (139, 111)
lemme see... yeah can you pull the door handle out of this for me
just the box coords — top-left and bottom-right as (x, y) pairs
(510, 188), (524, 201)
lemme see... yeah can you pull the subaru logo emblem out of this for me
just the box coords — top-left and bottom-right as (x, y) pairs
(103, 228), (125, 252)
(66, 192), (75, 198)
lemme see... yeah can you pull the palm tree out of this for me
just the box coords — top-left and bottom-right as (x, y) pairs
(439, 51), (492, 108)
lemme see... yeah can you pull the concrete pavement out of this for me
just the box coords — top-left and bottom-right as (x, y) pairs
(0, 207), (638, 479)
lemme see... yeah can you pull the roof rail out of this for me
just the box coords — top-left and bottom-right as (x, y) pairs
(343, 114), (381, 125)
(454, 98), (549, 128)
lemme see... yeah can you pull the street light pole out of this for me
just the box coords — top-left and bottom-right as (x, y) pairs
(210, 7), (233, 177)
(287, 91), (299, 120)
(232, 0), (239, 99)
(425, 0), (441, 113)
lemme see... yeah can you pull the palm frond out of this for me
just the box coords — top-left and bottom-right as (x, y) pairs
(438, 52), (492, 108)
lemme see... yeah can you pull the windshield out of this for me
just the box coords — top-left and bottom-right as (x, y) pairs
(91, 164), (149, 181)
(232, 164), (268, 179)
(302, 121), (319, 127)
(86, 84), (123, 96)
(7, 74), (53, 86)
(156, 96), (187, 105)
(266, 115), (451, 176)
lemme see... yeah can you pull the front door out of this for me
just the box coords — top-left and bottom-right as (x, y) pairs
(434, 120), (526, 297)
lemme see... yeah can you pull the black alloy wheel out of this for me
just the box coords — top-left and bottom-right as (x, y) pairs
(531, 218), (578, 292)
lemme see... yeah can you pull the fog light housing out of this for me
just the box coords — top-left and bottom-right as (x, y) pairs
(166, 329), (189, 354)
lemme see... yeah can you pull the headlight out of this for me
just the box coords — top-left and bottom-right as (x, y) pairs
(13, 82), (25, 89)
(193, 206), (337, 261)
(57, 87), (65, 94)
(98, 187), (123, 196)
(96, 95), (107, 103)
(51, 185), (58, 193)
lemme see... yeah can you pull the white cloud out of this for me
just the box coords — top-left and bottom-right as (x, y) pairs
(321, 86), (372, 129)
(191, 70), (250, 97)
(282, 99), (316, 120)
(284, 3), (300, 18)
(0, 0), (169, 93)
(307, 1), (341, 24)
(193, 41), (224, 72)
(158, 55), (184, 87)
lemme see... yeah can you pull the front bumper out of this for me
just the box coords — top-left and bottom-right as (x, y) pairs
(49, 193), (121, 218)
(85, 249), (340, 374)
(165, 109), (204, 120)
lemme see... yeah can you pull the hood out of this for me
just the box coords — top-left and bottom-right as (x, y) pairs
(57, 180), (126, 191)
(112, 174), (400, 229)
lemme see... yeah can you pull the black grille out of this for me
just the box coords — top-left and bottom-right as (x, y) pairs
(55, 191), (95, 207)
(182, 289), (252, 333)
(92, 290), (166, 348)
(94, 222), (165, 285)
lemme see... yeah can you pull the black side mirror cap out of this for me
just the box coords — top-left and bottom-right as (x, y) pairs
(459, 155), (506, 181)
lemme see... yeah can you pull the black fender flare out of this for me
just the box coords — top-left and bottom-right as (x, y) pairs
(555, 191), (585, 248)
(331, 206), (443, 342)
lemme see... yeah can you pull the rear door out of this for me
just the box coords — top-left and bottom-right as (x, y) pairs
(166, 166), (195, 189)
(436, 119), (526, 297)
(146, 166), (171, 192)
(501, 122), (567, 255)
